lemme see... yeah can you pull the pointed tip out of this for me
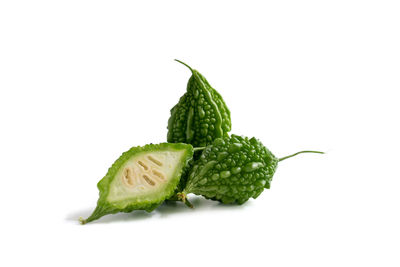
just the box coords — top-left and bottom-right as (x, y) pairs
(78, 217), (87, 225)
(310, 151), (325, 155)
(174, 59), (194, 73)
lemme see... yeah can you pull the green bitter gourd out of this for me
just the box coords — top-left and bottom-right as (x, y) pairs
(167, 60), (231, 148)
(80, 143), (193, 224)
(179, 134), (323, 206)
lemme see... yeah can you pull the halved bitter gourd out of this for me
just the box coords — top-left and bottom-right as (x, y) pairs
(80, 143), (193, 224)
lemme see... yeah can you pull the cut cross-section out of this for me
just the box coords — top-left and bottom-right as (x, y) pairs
(152, 169), (165, 180)
(81, 143), (193, 224)
(107, 147), (191, 205)
(123, 167), (135, 187)
(148, 156), (163, 166)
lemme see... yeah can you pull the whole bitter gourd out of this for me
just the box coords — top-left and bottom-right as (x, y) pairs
(179, 134), (322, 206)
(80, 143), (193, 224)
(167, 60), (231, 148)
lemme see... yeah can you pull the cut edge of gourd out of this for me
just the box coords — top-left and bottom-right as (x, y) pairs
(106, 149), (187, 206)
(81, 143), (193, 224)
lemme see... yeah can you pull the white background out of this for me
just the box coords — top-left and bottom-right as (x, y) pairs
(0, 1), (399, 266)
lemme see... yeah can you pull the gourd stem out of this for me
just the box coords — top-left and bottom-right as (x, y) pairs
(193, 147), (206, 152)
(183, 198), (194, 209)
(175, 59), (194, 73)
(177, 192), (194, 208)
(278, 150), (324, 162)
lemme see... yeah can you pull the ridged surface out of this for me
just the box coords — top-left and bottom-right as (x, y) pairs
(167, 68), (231, 148)
(84, 143), (193, 223)
(184, 134), (278, 204)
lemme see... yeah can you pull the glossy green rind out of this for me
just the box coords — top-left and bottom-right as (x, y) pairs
(167, 61), (231, 148)
(183, 134), (278, 204)
(81, 143), (193, 224)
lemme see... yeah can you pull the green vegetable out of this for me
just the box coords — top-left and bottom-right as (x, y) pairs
(80, 143), (193, 224)
(167, 60), (231, 148)
(179, 134), (323, 206)
(79, 60), (324, 224)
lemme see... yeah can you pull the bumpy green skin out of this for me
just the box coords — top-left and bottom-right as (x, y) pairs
(184, 135), (278, 204)
(167, 63), (231, 148)
(83, 143), (193, 224)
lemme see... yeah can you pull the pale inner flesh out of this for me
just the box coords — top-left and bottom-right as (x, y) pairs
(107, 150), (185, 203)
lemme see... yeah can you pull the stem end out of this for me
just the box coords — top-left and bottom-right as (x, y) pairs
(175, 59), (194, 73)
(279, 150), (324, 162)
(177, 192), (194, 208)
(78, 217), (87, 225)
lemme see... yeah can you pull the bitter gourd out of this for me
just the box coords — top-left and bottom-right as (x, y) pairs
(179, 134), (322, 206)
(80, 143), (193, 224)
(167, 60), (231, 148)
